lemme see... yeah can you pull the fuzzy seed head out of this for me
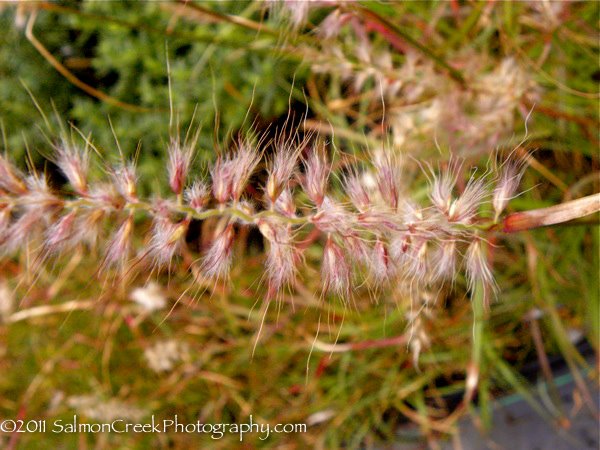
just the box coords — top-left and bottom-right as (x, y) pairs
(130, 282), (166, 312)
(75, 208), (105, 247)
(404, 238), (429, 283)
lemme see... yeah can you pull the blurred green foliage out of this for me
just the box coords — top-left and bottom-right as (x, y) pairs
(0, 2), (305, 193)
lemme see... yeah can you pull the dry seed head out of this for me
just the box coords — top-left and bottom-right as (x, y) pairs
(211, 157), (234, 204)
(23, 175), (57, 209)
(230, 140), (261, 201)
(74, 208), (106, 248)
(402, 237), (430, 283)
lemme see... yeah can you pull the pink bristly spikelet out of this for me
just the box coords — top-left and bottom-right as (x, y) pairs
(102, 214), (134, 271)
(402, 237), (429, 284)
(202, 223), (235, 279)
(371, 239), (392, 283)
(448, 173), (488, 224)
(23, 175), (59, 211)
(74, 208), (106, 248)
(55, 141), (89, 195)
(167, 138), (194, 196)
(345, 173), (371, 212)
(311, 196), (356, 236)
(112, 163), (138, 202)
(322, 235), (351, 298)
(185, 181), (210, 211)
(266, 139), (300, 204)
(230, 140), (261, 202)
(373, 151), (402, 210)
(258, 218), (298, 291)
(45, 210), (77, 252)
(0, 205), (12, 247)
(4, 175), (61, 253)
(465, 239), (497, 299)
(147, 216), (190, 268)
(302, 146), (329, 207)
(432, 240), (457, 282)
(493, 156), (526, 222)
(211, 140), (261, 205)
(211, 156), (234, 204)
(0, 155), (27, 194)
(274, 188), (297, 218)
(429, 160), (460, 215)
